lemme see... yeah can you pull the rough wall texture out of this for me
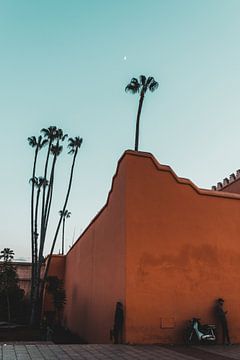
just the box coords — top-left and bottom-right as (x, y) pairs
(124, 152), (240, 344)
(63, 160), (126, 343)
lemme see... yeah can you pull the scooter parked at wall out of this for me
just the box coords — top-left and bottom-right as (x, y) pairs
(184, 318), (216, 345)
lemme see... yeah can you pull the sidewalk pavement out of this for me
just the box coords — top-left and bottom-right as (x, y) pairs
(1, 343), (240, 360)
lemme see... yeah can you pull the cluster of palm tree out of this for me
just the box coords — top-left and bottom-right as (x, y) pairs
(28, 126), (83, 325)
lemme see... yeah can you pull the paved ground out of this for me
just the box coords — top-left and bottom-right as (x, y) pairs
(1, 344), (240, 360)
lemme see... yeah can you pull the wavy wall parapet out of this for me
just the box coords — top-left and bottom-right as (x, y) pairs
(124, 150), (240, 200)
(68, 150), (240, 256)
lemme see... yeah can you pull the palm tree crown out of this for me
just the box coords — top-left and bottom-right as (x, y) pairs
(29, 176), (48, 189)
(0, 248), (14, 262)
(68, 137), (83, 154)
(41, 126), (58, 142)
(59, 210), (71, 218)
(125, 75), (158, 95)
(27, 135), (48, 150)
(125, 75), (159, 151)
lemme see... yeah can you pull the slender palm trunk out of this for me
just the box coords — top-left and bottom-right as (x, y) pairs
(43, 149), (78, 284)
(44, 153), (57, 238)
(6, 291), (11, 322)
(62, 217), (65, 255)
(31, 142), (51, 326)
(30, 149), (38, 301)
(34, 187), (41, 281)
(45, 185), (53, 235)
(39, 142), (52, 263)
(134, 93), (144, 151)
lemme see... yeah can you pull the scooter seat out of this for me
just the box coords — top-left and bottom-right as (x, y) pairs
(207, 325), (216, 329)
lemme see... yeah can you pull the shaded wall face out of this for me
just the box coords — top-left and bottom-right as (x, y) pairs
(125, 155), (240, 344)
(43, 256), (66, 313)
(15, 264), (31, 297)
(220, 178), (240, 194)
(46, 255), (66, 279)
(63, 164), (126, 343)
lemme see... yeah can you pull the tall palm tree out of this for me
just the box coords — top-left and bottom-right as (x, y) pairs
(27, 136), (47, 299)
(30, 127), (58, 326)
(59, 210), (71, 255)
(44, 136), (83, 282)
(38, 128), (66, 279)
(39, 127), (67, 244)
(125, 75), (159, 151)
(30, 127), (68, 326)
(38, 127), (58, 257)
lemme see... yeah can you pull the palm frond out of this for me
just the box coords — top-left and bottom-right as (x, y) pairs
(146, 77), (154, 86)
(27, 136), (37, 147)
(41, 128), (49, 137)
(149, 79), (159, 92)
(56, 129), (67, 141)
(125, 77), (141, 93)
(131, 77), (139, 84)
(29, 176), (38, 184)
(139, 75), (146, 86)
(125, 84), (137, 93)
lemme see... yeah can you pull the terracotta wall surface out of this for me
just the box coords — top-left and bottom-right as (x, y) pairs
(124, 152), (240, 344)
(48, 150), (240, 344)
(63, 160), (126, 343)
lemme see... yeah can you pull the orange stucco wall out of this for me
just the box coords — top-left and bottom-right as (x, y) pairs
(63, 161), (126, 343)
(124, 152), (240, 344)
(47, 150), (240, 344)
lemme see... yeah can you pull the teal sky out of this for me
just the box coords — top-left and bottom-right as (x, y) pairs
(1, 0), (240, 259)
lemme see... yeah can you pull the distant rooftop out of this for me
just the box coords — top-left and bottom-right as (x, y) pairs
(212, 169), (240, 191)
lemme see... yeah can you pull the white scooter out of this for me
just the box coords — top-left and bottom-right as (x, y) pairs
(185, 318), (216, 344)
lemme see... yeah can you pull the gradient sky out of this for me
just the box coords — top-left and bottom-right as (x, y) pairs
(1, 0), (240, 260)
